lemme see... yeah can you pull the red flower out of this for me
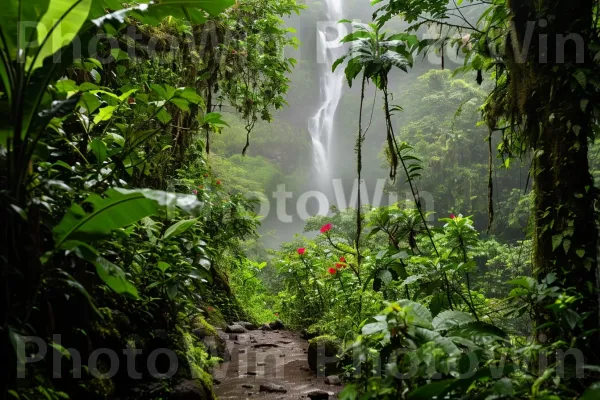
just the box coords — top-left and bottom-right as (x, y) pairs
(328, 267), (337, 275)
(192, 189), (198, 195)
(320, 223), (332, 234)
(297, 248), (306, 255)
(335, 263), (344, 269)
(339, 256), (346, 263)
(216, 179), (221, 185)
(450, 214), (456, 219)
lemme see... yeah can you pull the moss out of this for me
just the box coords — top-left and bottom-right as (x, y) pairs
(204, 306), (227, 329)
(192, 315), (218, 337)
(196, 369), (215, 399)
(91, 307), (120, 339)
(306, 324), (322, 335)
(308, 334), (338, 345)
(308, 335), (341, 375)
(89, 373), (115, 398)
(174, 329), (219, 400)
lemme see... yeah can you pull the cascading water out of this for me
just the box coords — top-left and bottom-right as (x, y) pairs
(308, 0), (346, 191)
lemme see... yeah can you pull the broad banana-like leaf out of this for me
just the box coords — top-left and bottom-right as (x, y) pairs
(53, 188), (204, 247)
(27, 0), (93, 73)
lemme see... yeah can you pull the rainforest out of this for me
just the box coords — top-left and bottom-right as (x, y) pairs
(2, 0), (600, 399)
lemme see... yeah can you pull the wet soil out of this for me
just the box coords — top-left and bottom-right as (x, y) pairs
(212, 329), (342, 400)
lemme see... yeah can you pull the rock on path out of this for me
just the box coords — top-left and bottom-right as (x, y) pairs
(212, 329), (342, 399)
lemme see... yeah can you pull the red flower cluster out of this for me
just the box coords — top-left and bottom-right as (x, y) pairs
(450, 214), (456, 219)
(327, 267), (337, 275)
(192, 189), (198, 195)
(216, 179), (221, 185)
(297, 248), (306, 256)
(320, 223), (332, 234)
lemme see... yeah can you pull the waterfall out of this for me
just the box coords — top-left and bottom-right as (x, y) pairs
(308, 0), (345, 190)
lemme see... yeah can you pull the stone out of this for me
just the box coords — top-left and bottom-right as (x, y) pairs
(325, 375), (342, 385)
(233, 321), (257, 330)
(306, 389), (330, 400)
(307, 335), (341, 375)
(201, 335), (230, 362)
(171, 379), (209, 399)
(301, 329), (319, 340)
(253, 343), (278, 348)
(259, 383), (287, 393)
(242, 384), (254, 389)
(225, 324), (247, 333)
(268, 319), (285, 330)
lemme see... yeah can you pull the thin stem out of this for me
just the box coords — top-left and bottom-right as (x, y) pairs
(300, 257), (326, 311)
(355, 73), (366, 267)
(381, 73), (454, 310)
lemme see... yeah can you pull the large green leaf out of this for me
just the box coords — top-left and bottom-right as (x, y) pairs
(581, 383), (600, 400)
(407, 379), (454, 400)
(448, 321), (507, 343)
(28, 0), (93, 73)
(432, 310), (474, 331)
(399, 299), (433, 328)
(72, 243), (139, 299)
(440, 364), (517, 397)
(162, 218), (199, 240)
(413, 327), (460, 356)
(54, 188), (204, 247)
(94, 256), (140, 299)
(1, 1), (51, 60)
(54, 188), (161, 247)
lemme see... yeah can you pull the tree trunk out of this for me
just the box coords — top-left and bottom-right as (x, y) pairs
(533, 117), (598, 339)
(507, 0), (600, 368)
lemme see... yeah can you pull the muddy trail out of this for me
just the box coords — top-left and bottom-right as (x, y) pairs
(212, 327), (343, 399)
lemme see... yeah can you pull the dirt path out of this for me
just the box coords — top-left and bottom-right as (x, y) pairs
(212, 329), (342, 399)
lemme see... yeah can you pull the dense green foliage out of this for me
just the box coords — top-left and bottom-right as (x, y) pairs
(0, 0), (300, 398)
(2, 0), (600, 399)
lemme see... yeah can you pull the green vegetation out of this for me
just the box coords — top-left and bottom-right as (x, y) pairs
(0, 0), (302, 397)
(2, 0), (600, 399)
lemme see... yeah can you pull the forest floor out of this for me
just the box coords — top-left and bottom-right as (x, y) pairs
(212, 329), (343, 399)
